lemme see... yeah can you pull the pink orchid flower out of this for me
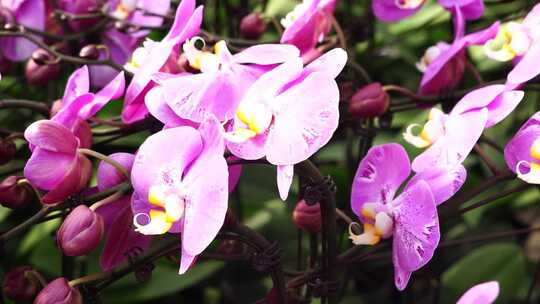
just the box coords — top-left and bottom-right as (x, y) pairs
(404, 83), (524, 172)
(224, 48), (347, 200)
(131, 116), (228, 274)
(122, 0), (204, 123)
(350, 143), (465, 290)
(23, 120), (91, 204)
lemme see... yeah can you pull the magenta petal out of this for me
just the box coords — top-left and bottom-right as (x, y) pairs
(277, 164), (294, 201)
(451, 84), (506, 116)
(180, 120), (228, 271)
(100, 203), (152, 271)
(97, 153), (134, 191)
(24, 149), (76, 190)
(227, 156), (242, 193)
(351, 144), (411, 219)
(457, 281), (499, 304)
(53, 93), (95, 130)
(131, 126), (203, 199)
(507, 42), (540, 85)
(179, 248), (197, 274)
(96, 196), (129, 230)
(24, 120), (78, 153)
(266, 72), (339, 165)
(280, 0), (320, 54)
(227, 131), (268, 160)
(63, 66), (90, 106)
(393, 179), (439, 272)
(233, 44), (300, 65)
(79, 72), (125, 119)
(372, 0), (422, 22)
(504, 124), (540, 174)
(393, 259), (413, 291)
(163, 0), (196, 41)
(484, 90), (524, 128)
(406, 164), (466, 205)
(41, 155), (84, 204)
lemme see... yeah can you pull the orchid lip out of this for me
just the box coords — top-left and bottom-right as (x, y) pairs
(394, 0), (425, 10)
(516, 161), (540, 184)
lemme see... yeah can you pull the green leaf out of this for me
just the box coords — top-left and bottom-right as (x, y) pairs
(441, 243), (527, 304)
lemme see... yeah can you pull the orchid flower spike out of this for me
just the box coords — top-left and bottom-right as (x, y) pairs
(350, 143), (465, 290)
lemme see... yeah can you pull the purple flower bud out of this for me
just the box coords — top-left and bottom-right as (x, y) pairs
(57, 205), (104, 256)
(0, 138), (16, 165)
(2, 266), (39, 301)
(34, 278), (82, 304)
(349, 83), (390, 118)
(292, 199), (322, 234)
(240, 12), (267, 40)
(0, 176), (31, 209)
(79, 45), (100, 60)
(26, 50), (60, 86)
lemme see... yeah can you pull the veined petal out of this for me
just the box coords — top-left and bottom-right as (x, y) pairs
(507, 42), (540, 85)
(266, 72), (339, 165)
(393, 180), (439, 272)
(131, 127), (203, 199)
(406, 164), (466, 205)
(351, 144), (411, 220)
(303, 48), (348, 79)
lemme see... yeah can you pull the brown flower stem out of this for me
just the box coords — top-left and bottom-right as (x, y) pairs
(0, 99), (50, 116)
(0, 30), (130, 74)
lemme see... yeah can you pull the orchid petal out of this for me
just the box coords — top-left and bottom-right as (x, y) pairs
(351, 144), (411, 220)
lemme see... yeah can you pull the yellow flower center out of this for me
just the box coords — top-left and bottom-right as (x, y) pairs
(403, 108), (446, 148)
(484, 22), (532, 62)
(183, 38), (227, 73)
(112, 0), (137, 20)
(134, 185), (186, 235)
(349, 204), (393, 246)
(281, 0), (312, 29)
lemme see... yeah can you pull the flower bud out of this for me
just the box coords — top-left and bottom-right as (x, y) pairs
(2, 266), (39, 301)
(30, 49), (57, 66)
(0, 176), (31, 209)
(26, 54), (61, 86)
(0, 138), (16, 165)
(292, 199), (322, 234)
(57, 205), (104, 256)
(79, 44), (101, 60)
(348, 83), (389, 118)
(240, 12), (267, 40)
(34, 278), (82, 304)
